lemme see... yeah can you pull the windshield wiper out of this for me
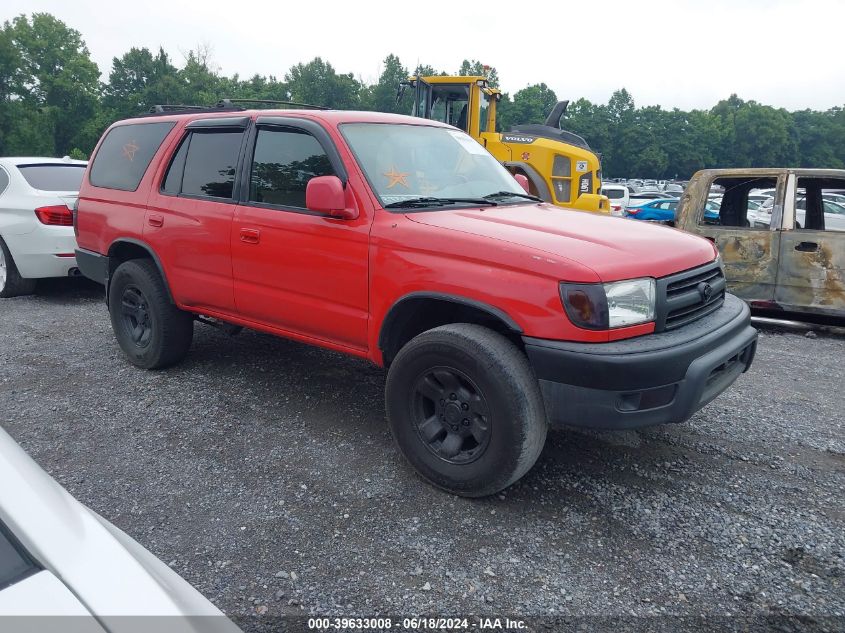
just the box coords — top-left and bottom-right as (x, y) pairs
(483, 190), (543, 202)
(384, 197), (498, 209)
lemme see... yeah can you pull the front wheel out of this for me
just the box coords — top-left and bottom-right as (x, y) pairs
(385, 324), (548, 497)
(108, 259), (193, 369)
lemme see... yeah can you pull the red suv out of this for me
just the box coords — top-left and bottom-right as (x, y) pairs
(75, 105), (757, 496)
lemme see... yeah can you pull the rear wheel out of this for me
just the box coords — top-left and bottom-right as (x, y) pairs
(0, 237), (37, 298)
(385, 324), (548, 497)
(108, 259), (193, 369)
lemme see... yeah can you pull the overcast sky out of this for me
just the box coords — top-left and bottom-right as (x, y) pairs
(5, 0), (843, 111)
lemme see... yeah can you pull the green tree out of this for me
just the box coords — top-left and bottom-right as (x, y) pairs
(103, 46), (183, 118)
(500, 83), (557, 130)
(365, 54), (410, 114)
(4, 13), (101, 155)
(286, 57), (361, 109)
(456, 59), (499, 88)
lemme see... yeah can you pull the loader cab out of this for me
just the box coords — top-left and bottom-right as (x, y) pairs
(406, 75), (609, 214)
(411, 76), (496, 139)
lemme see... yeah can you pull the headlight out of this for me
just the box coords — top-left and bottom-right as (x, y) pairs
(560, 277), (655, 330)
(604, 278), (655, 328)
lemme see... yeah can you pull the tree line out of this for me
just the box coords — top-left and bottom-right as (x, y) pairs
(2, 13), (844, 179)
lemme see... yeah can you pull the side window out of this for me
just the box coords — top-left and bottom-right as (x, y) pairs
(249, 127), (335, 209)
(161, 136), (190, 195)
(89, 122), (175, 191)
(180, 130), (244, 200)
(794, 178), (845, 232)
(0, 168), (9, 195)
(700, 177), (778, 228)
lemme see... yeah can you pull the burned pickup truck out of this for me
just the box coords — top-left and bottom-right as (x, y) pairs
(676, 168), (845, 320)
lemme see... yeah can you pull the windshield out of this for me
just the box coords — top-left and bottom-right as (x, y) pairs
(341, 123), (525, 209)
(603, 188), (625, 199)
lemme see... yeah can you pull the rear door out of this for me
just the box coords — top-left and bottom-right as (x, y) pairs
(145, 117), (249, 313)
(775, 173), (845, 316)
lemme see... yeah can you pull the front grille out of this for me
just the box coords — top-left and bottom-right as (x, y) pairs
(655, 262), (726, 331)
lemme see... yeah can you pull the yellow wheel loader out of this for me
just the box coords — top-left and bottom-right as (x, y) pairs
(405, 75), (609, 214)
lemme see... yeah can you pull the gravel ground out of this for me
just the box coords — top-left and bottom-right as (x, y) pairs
(1, 279), (843, 631)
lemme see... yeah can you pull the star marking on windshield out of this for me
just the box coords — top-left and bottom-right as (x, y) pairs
(383, 167), (409, 188)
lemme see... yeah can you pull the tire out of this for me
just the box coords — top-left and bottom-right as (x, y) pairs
(385, 323), (548, 497)
(108, 259), (193, 369)
(0, 237), (37, 298)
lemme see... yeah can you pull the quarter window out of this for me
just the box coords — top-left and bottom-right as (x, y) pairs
(89, 122), (175, 191)
(249, 127), (335, 209)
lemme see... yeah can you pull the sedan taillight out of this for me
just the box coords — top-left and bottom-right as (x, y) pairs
(35, 205), (74, 226)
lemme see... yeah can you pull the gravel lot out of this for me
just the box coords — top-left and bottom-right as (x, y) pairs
(1, 279), (843, 631)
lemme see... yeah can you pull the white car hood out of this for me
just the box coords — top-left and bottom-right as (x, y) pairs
(0, 426), (239, 631)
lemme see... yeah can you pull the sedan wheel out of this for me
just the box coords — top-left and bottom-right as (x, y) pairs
(0, 237), (37, 298)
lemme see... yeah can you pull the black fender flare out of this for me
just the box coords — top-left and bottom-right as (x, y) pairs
(378, 291), (523, 354)
(502, 162), (553, 203)
(106, 238), (175, 305)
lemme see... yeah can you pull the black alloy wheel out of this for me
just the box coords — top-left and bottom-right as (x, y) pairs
(119, 285), (153, 348)
(411, 366), (491, 464)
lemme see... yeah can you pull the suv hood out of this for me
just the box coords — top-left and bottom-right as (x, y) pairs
(407, 204), (716, 282)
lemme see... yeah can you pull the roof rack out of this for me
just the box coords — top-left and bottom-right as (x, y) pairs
(141, 103), (246, 118)
(216, 98), (329, 111)
(140, 98), (328, 119)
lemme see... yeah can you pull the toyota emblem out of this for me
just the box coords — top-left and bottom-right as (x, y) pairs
(698, 282), (714, 302)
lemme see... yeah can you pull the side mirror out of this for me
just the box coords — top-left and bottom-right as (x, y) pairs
(306, 176), (358, 220)
(514, 173), (530, 194)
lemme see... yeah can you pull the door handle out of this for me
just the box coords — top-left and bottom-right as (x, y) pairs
(794, 241), (819, 252)
(240, 228), (260, 244)
(148, 214), (164, 228)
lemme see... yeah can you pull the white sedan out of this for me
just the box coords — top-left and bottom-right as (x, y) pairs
(0, 425), (240, 632)
(0, 157), (86, 298)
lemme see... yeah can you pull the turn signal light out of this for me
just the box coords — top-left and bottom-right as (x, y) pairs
(35, 205), (74, 226)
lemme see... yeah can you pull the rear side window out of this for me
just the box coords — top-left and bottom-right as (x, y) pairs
(175, 131), (244, 200)
(17, 165), (85, 192)
(0, 168), (9, 195)
(0, 521), (39, 591)
(249, 127), (335, 208)
(89, 122), (176, 191)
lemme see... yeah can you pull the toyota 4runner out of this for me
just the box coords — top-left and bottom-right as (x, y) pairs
(75, 106), (758, 496)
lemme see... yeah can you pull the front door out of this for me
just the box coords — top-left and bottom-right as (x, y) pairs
(231, 120), (370, 351)
(680, 173), (785, 304)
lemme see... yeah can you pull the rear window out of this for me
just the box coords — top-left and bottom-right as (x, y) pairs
(89, 122), (176, 191)
(0, 521), (38, 591)
(603, 188), (625, 199)
(17, 165), (85, 192)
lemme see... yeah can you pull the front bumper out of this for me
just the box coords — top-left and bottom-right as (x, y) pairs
(524, 293), (757, 429)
